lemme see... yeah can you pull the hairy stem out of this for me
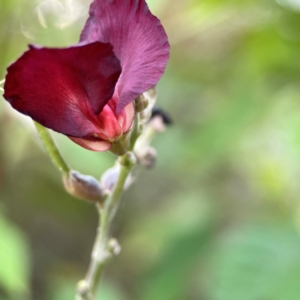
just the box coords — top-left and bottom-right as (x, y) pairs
(76, 153), (135, 300)
(34, 122), (70, 177)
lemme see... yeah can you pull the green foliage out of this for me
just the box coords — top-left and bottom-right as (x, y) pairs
(0, 212), (30, 300)
(210, 221), (300, 300)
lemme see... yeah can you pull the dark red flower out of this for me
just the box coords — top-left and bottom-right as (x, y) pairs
(3, 0), (169, 152)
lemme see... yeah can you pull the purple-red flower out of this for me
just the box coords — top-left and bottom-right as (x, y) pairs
(3, 0), (169, 152)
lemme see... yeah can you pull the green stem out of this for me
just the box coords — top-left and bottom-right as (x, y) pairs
(129, 112), (142, 151)
(76, 154), (135, 300)
(34, 122), (70, 176)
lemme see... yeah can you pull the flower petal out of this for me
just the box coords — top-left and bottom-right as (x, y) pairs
(80, 0), (170, 113)
(117, 102), (135, 133)
(98, 102), (122, 139)
(4, 42), (121, 137)
(69, 136), (111, 152)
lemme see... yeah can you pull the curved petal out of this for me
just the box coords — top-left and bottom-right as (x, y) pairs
(4, 42), (121, 137)
(117, 102), (135, 133)
(80, 0), (170, 113)
(97, 101), (123, 139)
(69, 136), (111, 152)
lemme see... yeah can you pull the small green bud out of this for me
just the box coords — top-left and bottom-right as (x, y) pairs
(109, 135), (130, 156)
(119, 151), (137, 168)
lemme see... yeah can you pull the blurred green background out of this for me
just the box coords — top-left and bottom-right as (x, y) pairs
(1, 0), (300, 299)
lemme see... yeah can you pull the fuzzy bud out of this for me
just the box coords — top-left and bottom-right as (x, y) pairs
(135, 94), (149, 113)
(136, 146), (157, 169)
(63, 170), (105, 203)
(101, 164), (134, 192)
(101, 165), (119, 192)
(76, 281), (92, 300)
(108, 238), (121, 256)
(140, 87), (158, 121)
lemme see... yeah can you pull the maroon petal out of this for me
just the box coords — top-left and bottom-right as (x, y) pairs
(4, 42), (121, 137)
(80, 0), (170, 113)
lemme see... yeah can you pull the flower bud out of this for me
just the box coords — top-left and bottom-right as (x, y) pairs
(101, 165), (119, 192)
(76, 281), (92, 300)
(140, 86), (158, 122)
(108, 238), (121, 256)
(135, 94), (149, 113)
(101, 164), (134, 192)
(151, 107), (173, 126)
(119, 151), (137, 168)
(149, 115), (166, 133)
(136, 146), (157, 169)
(109, 134), (130, 156)
(63, 170), (105, 203)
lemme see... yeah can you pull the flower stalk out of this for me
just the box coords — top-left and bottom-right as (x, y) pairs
(76, 152), (136, 300)
(34, 122), (70, 177)
(129, 102), (143, 151)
